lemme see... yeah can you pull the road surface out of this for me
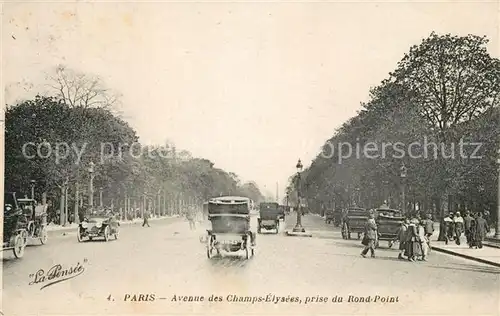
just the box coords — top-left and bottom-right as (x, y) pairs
(3, 213), (499, 315)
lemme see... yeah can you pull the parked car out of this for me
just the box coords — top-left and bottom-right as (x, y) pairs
(3, 192), (28, 258)
(77, 210), (120, 242)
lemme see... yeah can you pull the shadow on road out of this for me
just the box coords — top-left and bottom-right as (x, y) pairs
(207, 254), (253, 268)
(427, 264), (500, 275)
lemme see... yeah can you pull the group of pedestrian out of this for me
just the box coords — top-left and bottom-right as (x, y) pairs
(441, 211), (489, 249)
(361, 212), (434, 262)
(391, 213), (434, 262)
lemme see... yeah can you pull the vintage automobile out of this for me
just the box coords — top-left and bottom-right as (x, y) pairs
(373, 208), (404, 248)
(77, 209), (120, 242)
(206, 196), (255, 259)
(258, 202), (281, 234)
(341, 207), (368, 240)
(3, 192), (28, 258)
(17, 198), (48, 245)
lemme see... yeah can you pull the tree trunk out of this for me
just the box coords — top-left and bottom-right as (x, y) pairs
(64, 185), (69, 226)
(74, 182), (80, 224)
(59, 187), (65, 225)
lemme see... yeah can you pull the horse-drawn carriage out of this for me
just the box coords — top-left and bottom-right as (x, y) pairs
(341, 207), (368, 240)
(205, 196), (255, 259)
(258, 202), (281, 234)
(3, 192), (29, 258)
(373, 208), (404, 248)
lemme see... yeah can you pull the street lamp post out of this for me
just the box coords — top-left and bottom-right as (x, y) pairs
(400, 163), (407, 215)
(30, 180), (36, 200)
(99, 187), (103, 208)
(293, 159), (305, 233)
(88, 161), (95, 210)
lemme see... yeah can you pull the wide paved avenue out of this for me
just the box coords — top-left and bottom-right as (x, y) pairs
(3, 214), (499, 315)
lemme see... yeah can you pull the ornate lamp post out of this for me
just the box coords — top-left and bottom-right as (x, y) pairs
(30, 180), (36, 200)
(293, 159), (305, 233)
(400, 162), (407, 215)
(88, 161), (95, 210)
(99, 187), (103, 208)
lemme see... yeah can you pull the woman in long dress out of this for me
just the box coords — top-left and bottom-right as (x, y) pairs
(404, 218), (422, 262)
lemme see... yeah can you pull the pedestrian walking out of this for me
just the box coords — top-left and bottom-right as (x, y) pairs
(186, 207), (196, 230)
(360, 212), (377, 258)
(142, 209), (151, 227)
(422, 213), (434, 247)
(394, 218), (409, 259)
(417, 221), (429, 261)
(404, 217), (422, 262)
(463, 210), (474, 247)
(473, 212), (489, 249)
(441, 213), (453, 245)
(453, 212), (464, 245)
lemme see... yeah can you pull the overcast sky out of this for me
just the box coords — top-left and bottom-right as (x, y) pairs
(3, 1), (498, 199)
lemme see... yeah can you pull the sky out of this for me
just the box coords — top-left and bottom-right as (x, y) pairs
(2, 0), (499, 199)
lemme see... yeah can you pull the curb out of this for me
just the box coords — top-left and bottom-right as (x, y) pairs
(47, 217), (182, 236)
(431, 246), (500, 268)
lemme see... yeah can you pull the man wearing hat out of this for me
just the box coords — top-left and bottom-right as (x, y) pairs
(361, 212), (378, 258)
(463, 210), (474, 247)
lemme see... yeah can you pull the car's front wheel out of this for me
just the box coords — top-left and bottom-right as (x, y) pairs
(13, 233), (26, 258)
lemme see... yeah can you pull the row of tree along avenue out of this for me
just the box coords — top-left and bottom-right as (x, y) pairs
(5, 66), (265, 225)
(286, 33), (499, 225)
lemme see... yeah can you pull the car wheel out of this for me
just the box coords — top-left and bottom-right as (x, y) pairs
(39, 226), (48, 245)
(13, 234), (26, 258)
(104, 226), (110, 242)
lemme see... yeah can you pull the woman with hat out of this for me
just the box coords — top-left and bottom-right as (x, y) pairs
(404, 216), (422, 262)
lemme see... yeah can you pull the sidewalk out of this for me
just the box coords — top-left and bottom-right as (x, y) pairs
(431, 229), (500, 268)
(46, 215), (182, 235)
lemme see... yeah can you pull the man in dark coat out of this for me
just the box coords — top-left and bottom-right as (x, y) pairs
(361, 212), (377, 258)
(463, 210), (474, 247)
(142, 209), (151, 227)
(474, 212), (489, 249)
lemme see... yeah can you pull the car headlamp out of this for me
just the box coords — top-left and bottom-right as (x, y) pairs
(81, 222), (88, 228)
(96, 222), (102, 228)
